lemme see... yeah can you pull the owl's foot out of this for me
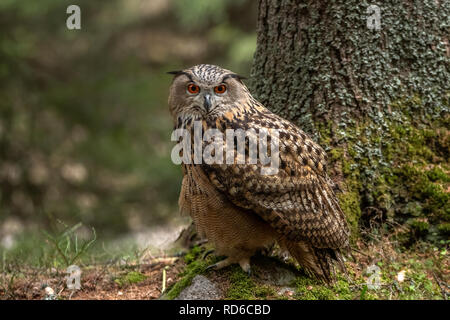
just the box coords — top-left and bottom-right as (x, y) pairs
(206, 257), (252, 276)
(202, 249), (215, 260)
(238, 258), (252, 276)
(206, 257), (233, 271)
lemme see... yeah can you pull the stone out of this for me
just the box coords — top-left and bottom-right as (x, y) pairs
(175, 275), (222, 300)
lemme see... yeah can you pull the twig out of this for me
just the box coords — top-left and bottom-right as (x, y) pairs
(432, 271), (448, 300)
(351, 248), (371, 257)
(161, 267), (167, 294)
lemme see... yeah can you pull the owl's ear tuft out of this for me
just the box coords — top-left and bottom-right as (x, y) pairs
(234, 74), (247, 85)
(224, 73), (247, 83)
(167, 70), (193, 82)
(167, 70), (183, 76)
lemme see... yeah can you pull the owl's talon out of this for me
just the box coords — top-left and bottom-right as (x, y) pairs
(206, 258), (232, 271)
(202, 249), (215, 260)
(205, 263), (218, 271)
(238, 258), (251, 276)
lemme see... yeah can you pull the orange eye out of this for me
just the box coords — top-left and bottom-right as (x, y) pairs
(214, 84), (227, 94)
(187, 83), (200, 94)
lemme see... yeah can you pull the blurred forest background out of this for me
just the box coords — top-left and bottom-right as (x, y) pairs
(0, 0), (258, 261)
(1, 1), (447, 301)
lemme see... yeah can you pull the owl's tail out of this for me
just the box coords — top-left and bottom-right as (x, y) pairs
(278, 237), (347, 283)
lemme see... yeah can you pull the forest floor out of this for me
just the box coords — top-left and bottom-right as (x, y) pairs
(1, 226), (448, 300)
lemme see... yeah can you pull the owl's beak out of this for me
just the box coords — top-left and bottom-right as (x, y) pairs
(203, 94), (212, 112)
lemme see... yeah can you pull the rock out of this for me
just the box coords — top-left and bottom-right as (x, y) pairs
(277, 287), (296, 297)
(268, 266), (297, 286)
(175, 275), (222, 300)
(255, 260), (298, 286)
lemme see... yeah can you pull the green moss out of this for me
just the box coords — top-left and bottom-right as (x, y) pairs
(427, 167), (450, 183)
(226, 266), (258, 299)
(164, 246), (211, 300)
(359, 286), (378, 300)
(164, 259), (209, 300)
(294, 277), (336, 300)
(184, 245), (203, 264)
(224, 266), (278, 300)
(254, 285), (276, 298)
(329, 148), (344, 162)
(408, 218), (430, 238)
(404, 202), (423, 217)
(437, 222), (450, 235)
(114, 271), (147, 287)
(337, 191), (361, 239)
(395, 262), (444, 300)
(393, 165), (449, 222)
(319, 97), (450, 245)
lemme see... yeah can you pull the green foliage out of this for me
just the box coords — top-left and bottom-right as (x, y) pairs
(173, 0), (228, 30)
(1, 221), (96, 269)
(114, 271), (147, 287)
(183, 245), (203, 264)
(164, 254), (210, 300)
(0, 0), (257, 241)
(42, 222), (96, 267)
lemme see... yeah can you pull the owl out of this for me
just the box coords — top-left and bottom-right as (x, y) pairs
(168, 64), (350, 282)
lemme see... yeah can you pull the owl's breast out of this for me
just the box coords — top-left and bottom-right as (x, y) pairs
(178, 164), (276, 254)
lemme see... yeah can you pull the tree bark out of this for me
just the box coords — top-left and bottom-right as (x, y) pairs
(250, 0), (449, 243)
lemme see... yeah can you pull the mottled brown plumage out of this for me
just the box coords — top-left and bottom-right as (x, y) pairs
(168, 64), (350, 282)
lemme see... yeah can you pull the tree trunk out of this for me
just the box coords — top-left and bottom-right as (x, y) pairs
(250, 0), (449, 244)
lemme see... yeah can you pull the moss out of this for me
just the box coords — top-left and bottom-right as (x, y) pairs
(164, 246), (210, 300)
(393, 165), (449, 223)
(437, 222), (450, 236)
(408, 218), (430, 238)
(337, 191), (361, 239)
(254, 285), (276, 298)
(114, 271), (147, 287)
(166, 241), (446, 300)
(164, 259), (209, 300)
(184, 245), (203, 264)
(395, 263), (444, 300)
(359, 286), (378, 300)
(226, 266), (258, 299)
(333, 278), (352, 300)
(225, 265), (280, 300)
(319, 97), (450, 244)
(427, 167), (450, 183)
(329, 148), (344, 162)
(404, 202), (423, 217)
(250, 0), (449, 247)
(294, 277), (336, 300)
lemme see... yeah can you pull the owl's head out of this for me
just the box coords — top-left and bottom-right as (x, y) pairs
(168, 64), (248, 123)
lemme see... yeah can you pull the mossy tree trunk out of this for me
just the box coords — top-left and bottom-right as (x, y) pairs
(249, 0), (449, 243)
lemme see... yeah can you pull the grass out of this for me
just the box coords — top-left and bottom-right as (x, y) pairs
(0, 221), (152, 271)
(1, 221), (448, 300)
(114, 271), (147, 287)
(41, 222), (97, 267)
(163, 224), (448, 300)
(0, 221), (184, 300)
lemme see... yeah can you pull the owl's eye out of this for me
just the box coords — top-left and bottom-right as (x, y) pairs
(187, 83), (200, 94)
(214, 84), (227, 94)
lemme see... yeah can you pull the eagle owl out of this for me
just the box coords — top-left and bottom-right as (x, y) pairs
(168, 64), (350, 282)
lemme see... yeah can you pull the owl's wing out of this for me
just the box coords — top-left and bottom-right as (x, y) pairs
(202, 112), (349, 249)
